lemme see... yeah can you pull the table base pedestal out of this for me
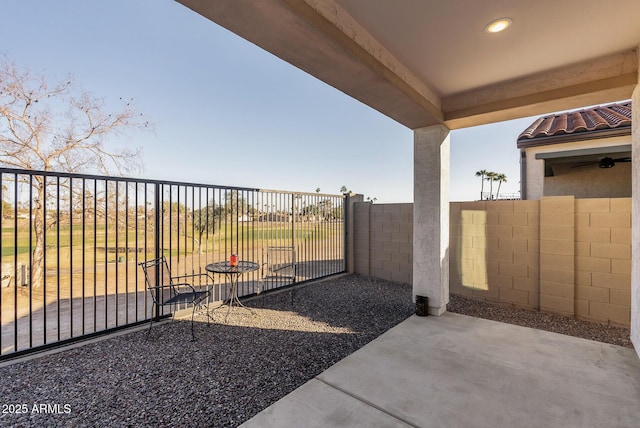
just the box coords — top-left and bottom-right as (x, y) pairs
(209, 276), (256, 322)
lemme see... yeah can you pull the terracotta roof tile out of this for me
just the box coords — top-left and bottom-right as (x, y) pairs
(566, 112), (587, 133)
(517, 101), (632, 144)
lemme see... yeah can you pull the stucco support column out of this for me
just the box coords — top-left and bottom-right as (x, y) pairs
(631, 51), (640, 356)
(413, 125), (450, 315)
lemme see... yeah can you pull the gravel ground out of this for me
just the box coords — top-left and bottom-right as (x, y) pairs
(447, 293), (633, 348)
(0, 274), (632, 427)
(0, 275), (413, 428)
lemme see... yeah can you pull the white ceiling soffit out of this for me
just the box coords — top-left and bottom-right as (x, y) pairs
(176, 0), (640, 130)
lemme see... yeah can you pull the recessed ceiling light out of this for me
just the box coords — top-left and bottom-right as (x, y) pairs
(485, 18), (512, 34)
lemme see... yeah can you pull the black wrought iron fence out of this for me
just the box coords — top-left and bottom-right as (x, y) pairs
(0, 168), (345, 359)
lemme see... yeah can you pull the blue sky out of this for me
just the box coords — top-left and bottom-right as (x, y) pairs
(1, 0), (536, 202)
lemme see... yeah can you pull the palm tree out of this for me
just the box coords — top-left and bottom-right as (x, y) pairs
(475, 170), (489, 200)
(485, 171), (498, 200)
(495, 173), (507, 199)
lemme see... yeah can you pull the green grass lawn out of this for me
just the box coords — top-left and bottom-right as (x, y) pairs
(1, 220), (342, 263)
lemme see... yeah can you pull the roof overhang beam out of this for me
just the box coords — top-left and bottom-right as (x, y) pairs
(176, 1), (638, 131)
(534, 144), (632, 160)
(443, 51), (638, 129)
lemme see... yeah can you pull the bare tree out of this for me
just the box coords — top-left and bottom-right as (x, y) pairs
(0, 58), (148, 287)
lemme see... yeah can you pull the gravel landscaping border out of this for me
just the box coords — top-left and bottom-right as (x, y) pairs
(0, 275), (414, 427)
(447, 293), (633, 348)
(0, 274), (632, 427)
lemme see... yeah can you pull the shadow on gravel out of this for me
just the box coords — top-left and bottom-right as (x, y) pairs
(0, 274), (413, 428)
(253, 274), (414, 334)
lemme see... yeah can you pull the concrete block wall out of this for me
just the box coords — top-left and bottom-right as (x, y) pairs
(449, 197), (631, 326)
(450, 200), (541, 309)
(574, 198), (632, 326)
(539, 196), (575, 317)
(449, 201), (488, 299)
(352, 197), (631, 327)
(352, 201), (371, 276)
(450, 196), (631, 326)
(352, 202), (413, 284)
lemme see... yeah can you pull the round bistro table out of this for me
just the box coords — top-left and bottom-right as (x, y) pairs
(206, 260), (260, 321)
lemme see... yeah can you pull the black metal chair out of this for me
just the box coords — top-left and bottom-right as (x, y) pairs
(139, 257), (213, 341)
(260, 246), (297, 305)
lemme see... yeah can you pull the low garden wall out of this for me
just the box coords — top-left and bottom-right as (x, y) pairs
(352, 196), (631, 327)
(352, 202), (413, 284)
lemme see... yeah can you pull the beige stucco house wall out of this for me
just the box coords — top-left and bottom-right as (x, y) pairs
(524, 136), (631, 199)
(519, 102), (632, 200)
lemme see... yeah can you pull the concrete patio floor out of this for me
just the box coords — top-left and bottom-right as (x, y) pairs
(242, 312), (640, 428)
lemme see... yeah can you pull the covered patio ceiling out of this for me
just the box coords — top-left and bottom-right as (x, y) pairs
(176, 0), (640, 130)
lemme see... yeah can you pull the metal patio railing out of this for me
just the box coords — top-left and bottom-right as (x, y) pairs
(0, 167), (346, 359)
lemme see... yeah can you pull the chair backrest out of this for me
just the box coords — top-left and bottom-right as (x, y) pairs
(265, 246), (296, 279)
(139, 257), (173, 303)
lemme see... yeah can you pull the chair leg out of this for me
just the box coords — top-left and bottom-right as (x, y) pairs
(190, 305), (197, 342)
(147, 303), (155, 340)
(203, 302), (216, 325)
(259, 280), (266, 307)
